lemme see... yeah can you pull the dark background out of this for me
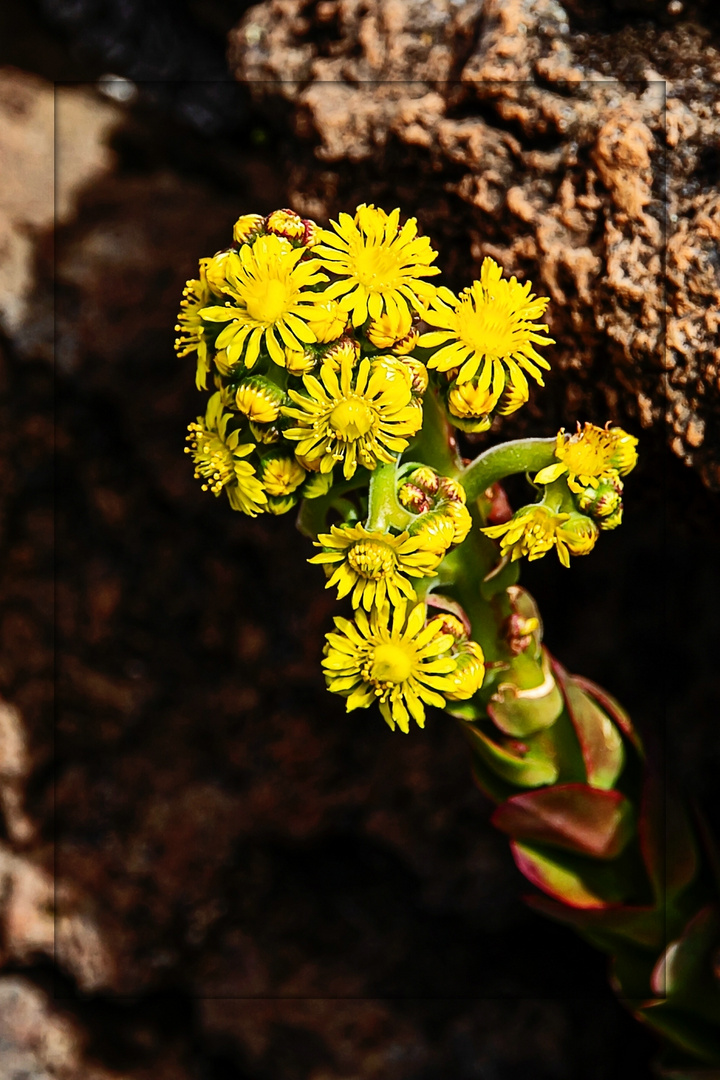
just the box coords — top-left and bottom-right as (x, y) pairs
(0, 2), (718, 1078)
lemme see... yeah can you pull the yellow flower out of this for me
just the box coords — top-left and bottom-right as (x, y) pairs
(482, 504), (586, 567)
(322, 601), (460, 732)
(259, 453), (307, 496)
(313, 204), (440, 327)
(282, 354), (422, 479)
(233, 214), (265, 244)
(533, 423), (639, 493)
(418, 258), (554, 395)
(175, 259), (213, 390)
(309, 524), (444, 610)
(185, 392), (267, 516)
(199, 234), (328, 369)
(235, 376), (285, 424)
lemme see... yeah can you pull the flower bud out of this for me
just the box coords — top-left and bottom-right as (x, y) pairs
(249, 421), (281, 445)
(266, 493), (300, 515)
(265, 208), (306, 242)
(577, 473), (623, 521)
(444, 642), (486, 701)
(366, 306), (413, 349)
(599, 506), (623, 531)
(442, 500), (472, 544)
(559, 512), (599, 557)
(285, 345), (317, 375)
(400, 356), (428, 395)
(235, 376), (285, 424)
(259, 452), (307, 497)
(398, 483), (432, 514)
(323, 337), (360, 370)
(426, 613), (467, 642)
(303, 470), (334, 499)
(205, 249), (233, 295)
(447, 377), (501, 431)
(408, 511), (456, 556)
(233, 214), (265, 245)
(437, 477), (467, 505)
(407, 466), (440, 495)
(497, 379), (530, 416)
(308, 300), (348, 344)
(608, 427), (638, 475)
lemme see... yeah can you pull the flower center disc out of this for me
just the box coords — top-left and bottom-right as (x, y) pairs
(347, 540), (395, 579)
(245, 279), (290, 323)
(370, 642), (413, 684)
(461, 302), (515, 357)
(329, 398), (374, 440)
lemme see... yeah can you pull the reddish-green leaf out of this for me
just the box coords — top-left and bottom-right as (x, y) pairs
(492, 783), (634, 859)
(511, 841), (623, 909)
(553, 660), (624, 789)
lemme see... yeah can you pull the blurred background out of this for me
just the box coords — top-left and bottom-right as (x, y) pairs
(0, 1), (719, 1077)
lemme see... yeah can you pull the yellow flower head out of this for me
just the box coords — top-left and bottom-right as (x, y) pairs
(313, 204), (440, 328)
(233, 213), (265, 245)
(419, 258), (554, 399)
(534, 423), (639, 493)
(258, 453), (307, 496)
(199, 234), (328, 369)
(282, 354), (422, 479)
(309, 523), (444, 610)
(235, 376), (285, 425)
(322, 601), (460, 733)
(441, 500), (472, 545)
(482, 504), (590, 568)
(185, 392), (267, 516)
(175, 259), (213, 390)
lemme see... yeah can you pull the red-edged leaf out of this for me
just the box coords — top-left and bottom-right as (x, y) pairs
(511, 841), (619, 909)
(571, 673), (643, 755)
(526, 894), (665, 949)
(464, 724), (559, 788)
(492, 783), (634, 859)
(552, 659), (624, 789)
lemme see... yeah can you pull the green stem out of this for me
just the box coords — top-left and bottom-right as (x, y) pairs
(409, 389), (462, 476)
(366, 459), (415, 532)
(460, 438), (557, 502)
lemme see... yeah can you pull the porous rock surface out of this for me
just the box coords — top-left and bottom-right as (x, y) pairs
(231, 0), (720, 488)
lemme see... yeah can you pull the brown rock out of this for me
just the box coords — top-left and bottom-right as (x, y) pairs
(230, 0), (720, 488)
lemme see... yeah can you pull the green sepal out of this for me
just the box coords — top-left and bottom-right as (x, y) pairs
(464, 724), (560, 788)
(487, 649), (564, 738)
(492, 783), (634, 860)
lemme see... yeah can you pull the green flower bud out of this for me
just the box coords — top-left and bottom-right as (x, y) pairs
(577, 473), (623, 521)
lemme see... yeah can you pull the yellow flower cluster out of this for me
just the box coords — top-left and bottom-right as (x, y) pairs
(179, 204), (440, 515)
(533, 422), (638, 532)
(483, 506), (599, 568)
